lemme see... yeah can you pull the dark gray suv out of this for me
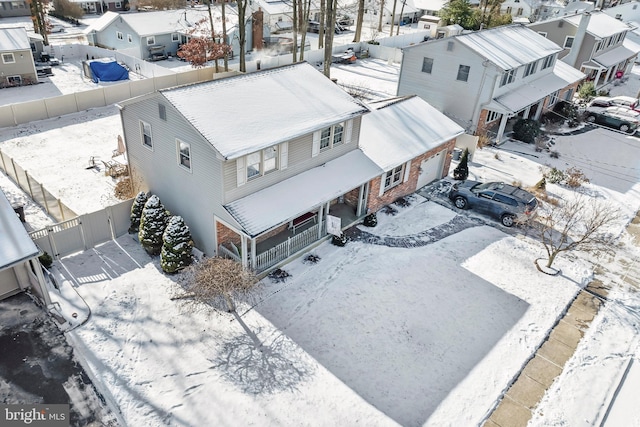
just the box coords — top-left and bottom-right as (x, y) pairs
(448, 181), (538, 227)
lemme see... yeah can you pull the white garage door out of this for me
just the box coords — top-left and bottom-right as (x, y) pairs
(416, 149), (446, 189)
(0, 268), (20, 300)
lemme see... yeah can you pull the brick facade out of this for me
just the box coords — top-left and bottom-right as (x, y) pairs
(216, 220), (241, 247)
(344, 187), (360, 209)
(256, 222), (289, 244)
(366, 140), (455, 214)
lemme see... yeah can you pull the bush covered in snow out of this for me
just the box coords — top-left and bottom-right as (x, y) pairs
(129, 191), (148, 233)
(139, 195), (170, 255)
(161, 216), (193, 274)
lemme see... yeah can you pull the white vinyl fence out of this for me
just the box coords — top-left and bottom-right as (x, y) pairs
(29, 199), (134, 259)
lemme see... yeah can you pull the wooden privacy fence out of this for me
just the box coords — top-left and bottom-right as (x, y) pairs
(0, 149), (77, 222)
(29, 198), (134, 259)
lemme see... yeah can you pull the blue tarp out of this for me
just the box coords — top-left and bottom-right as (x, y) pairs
(89, 61), (129, 83)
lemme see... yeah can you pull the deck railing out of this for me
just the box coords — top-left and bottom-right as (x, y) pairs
(254, 224), (320, 272)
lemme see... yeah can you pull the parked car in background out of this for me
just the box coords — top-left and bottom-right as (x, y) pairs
(584, 106), (639, 134)
(448, 181), (538, 227)
(609, 95), (640, 112)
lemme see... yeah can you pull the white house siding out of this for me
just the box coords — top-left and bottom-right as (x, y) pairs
(0, 267), (19, 300)
(222, 116), (363, 203)
(121, 94), (228, 256)
(398, 41), (493, 130)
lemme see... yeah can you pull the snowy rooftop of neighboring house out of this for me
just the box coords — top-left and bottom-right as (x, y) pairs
(0, 27), (30, 52)
(565, 11), (630, 38)
(83, 8), (237, 37)
(437, 24), (562, 71)
(412, 0), (447, 11)
(0, 190), (39, 270)
(359, 96), (464, 171)
(224, 150), (382, 237)
(488, 60), (585, 113)
(156, 62), (370, 160)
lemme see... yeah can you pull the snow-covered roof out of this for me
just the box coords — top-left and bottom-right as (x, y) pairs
(359, 96), (464, 171)
(0, 190), (40, 270)
(456, 25), (562, 71)
(224, 149), (382, 237)
(84, 8), (236, 37)
(489, 60), (585, 113)
(592, 45), (637, 67)
(565, 11), (630, 39)
(160, 62), (370, 160)
(0, 27), (30, 52)
(411, 0), (447, 11)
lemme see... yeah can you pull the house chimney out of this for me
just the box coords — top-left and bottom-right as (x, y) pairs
(563, 12), (591, 68)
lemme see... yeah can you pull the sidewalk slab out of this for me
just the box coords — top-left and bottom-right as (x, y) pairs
(572, 291), (602, 313)
(521, 355), (563, 388)
(548, 319), (583, 349)
(537, 338), (575, 368)
(506, 374), (546, 409)
(488, 396), (532, 427)
(563, 303), (596, 329)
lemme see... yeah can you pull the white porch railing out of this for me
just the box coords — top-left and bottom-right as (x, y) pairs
(254, 224), (320, 272)
(218, 244), (241, 262)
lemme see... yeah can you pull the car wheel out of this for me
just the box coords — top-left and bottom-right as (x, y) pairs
(454, 196), (468, 209)
(620, 124), (631, 133)
(501, 214), (515, 227)
(586, 115), (596, 123)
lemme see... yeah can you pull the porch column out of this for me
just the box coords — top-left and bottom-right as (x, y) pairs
(523, 105), (531, 119)
(250, 238), (256, 270)
(533, 99), (544, 120)
(32, 259), (52, 306)
(317, 204), (324, 239)
(495, 113), (509, 144)
(604, 67), (613, 84)
(595, 69), (604, 86)
(356, 183), (368, 217)
(241, 234), (248, 268)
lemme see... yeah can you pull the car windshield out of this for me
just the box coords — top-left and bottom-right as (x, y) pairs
(475, 182), (502, 191)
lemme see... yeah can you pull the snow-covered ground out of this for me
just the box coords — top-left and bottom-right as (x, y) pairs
(1, 41), (640, 426)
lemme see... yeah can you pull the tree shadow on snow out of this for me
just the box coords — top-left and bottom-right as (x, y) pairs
(211, 313), (314, 395)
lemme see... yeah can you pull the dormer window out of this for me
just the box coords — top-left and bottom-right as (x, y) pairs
(523, 61), (538, 77)
(541, 55), (554, 70)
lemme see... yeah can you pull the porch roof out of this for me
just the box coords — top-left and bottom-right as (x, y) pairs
(224, 150), (383, 237)
(360, 96), (464, 170)
(592, 45), (636, 68)
(486, 61), (585, 114)
(0, 190), (40, 270)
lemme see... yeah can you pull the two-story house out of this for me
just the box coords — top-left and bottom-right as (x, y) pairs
(529, 11), (638, 88)
(500, 0), (538, 22)
(396, 24), (585, 143)
(0, 27), (38, 88)
(118, 62), (463, 272)
(84, 8), (253, 61)
(0, 0), (30, 17)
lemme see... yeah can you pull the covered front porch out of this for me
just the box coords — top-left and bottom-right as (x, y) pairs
(582, 46), (635, 89)
(219, 150), (381, 273)
(483, 61), (585, 144)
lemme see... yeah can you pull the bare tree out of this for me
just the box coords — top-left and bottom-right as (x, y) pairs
(52, 0), (84, 19)
(27, 0), (49, 45)
(322, 0), (337, 77)
(377, 0), (385, 32)
(318, 0), (325, 49)
(389, 0), (397, 36)
(353, 0), (365, 42)
(532, 194), (622, 270)
(179, 257), (259, 312)
(236, 0), (249, 72)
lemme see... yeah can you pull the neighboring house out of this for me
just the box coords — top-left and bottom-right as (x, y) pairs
(534, 0), (594, 22)
(118, 62), (463, 272)
(362, 0), (421, 26)
(84, 8), (254, 61)
(253, 0), (322, 33)
(0, 190), (49, 304)
(529, 12), (638, 88)
(501, 0), (538, 22)
(0, 27), (38, 88)
(68, 0), (129, 14)
(397, 24), (585, 143)
(0, 0), (30, 17)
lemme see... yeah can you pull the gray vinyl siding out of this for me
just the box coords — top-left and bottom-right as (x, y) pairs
(398, 41), (491, 128)
(94, 21), (139, 53)
(121, 94), (229, 256)
(223, 116), (363, 203)
(0, 49), (37, 82)
(0, 0), (30, 17)
(575, 33), (598, 68)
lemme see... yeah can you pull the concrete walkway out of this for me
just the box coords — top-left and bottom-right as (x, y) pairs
(483, 211), (640, 427)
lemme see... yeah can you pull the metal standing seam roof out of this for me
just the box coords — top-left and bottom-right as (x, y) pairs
(359, 96), (464, 171)
(161, 62), (370, 160)
(456, 25), (562, 71)
(0, 190), (40, 270)
(592, 45), (637, 67)
(224, 149), (383, 237)
(489, 60), (586, 113)
(565, 12), (631, 39)
(0, 27), (30, 52)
